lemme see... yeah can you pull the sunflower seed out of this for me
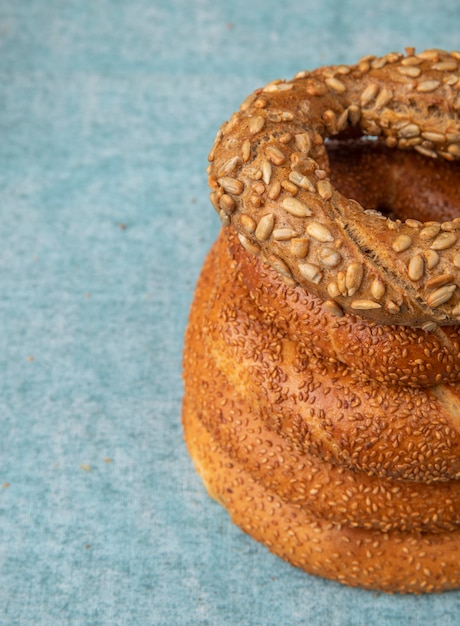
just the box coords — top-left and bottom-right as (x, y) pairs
(370, 277), (386, 300)
(290, 237), (309, 258)
(327, 281), (340, 298)
(294, 132), (311, 154)
(374, 87), (393, 109)
(306, 222), (334, 242)
(420, 223), (441, 240)
(317, 179), (333, 200)
(282, 197), (312, 217)
(347, 104), (361, 125)
(425, 273), (455, 289)
(427, 284), (456, 307)
(346, 262), (364, 295)
(399, 123), (420, 138)
(360, 83), (379, 106)
(432, 60), (458, 71)
(447, 143), (460, 157)
(351, 299), (382, 310)
(219, 194), (236, 214)
(238, 233), (259, 255)
(268, 181), (281, 200)
(398, 65), (422, 77)
(416, 80), (441, 92)
(255, 213), (275, 241)
(421, 131), (446, 143)
(240, 214), (256, 234)
(407, 254), (425, 280)
(288, 171), (315, 191)
(324, 300), (344, 317)
(272, 228), (299, 241)
(392, 234), (413, 252)
(218, 177), (244, 195)
(430, 232), (457, 250)
(317, 246), (341, 267)
(325, 77), (347, 94)
(424, 249), (440, 269)
(266, 145), (286, 165)
(298, 262), (322, 284)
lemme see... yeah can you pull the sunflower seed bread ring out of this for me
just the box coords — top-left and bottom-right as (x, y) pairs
(226, 221), (460, 388)
(207, 48), (460, 328)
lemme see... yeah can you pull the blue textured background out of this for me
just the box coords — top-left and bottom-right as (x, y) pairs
(1, 1), (460, 624)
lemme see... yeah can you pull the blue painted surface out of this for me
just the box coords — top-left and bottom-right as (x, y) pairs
(1, 1), (460, 624)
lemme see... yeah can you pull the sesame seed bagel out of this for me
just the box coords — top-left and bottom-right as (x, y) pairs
(183, 248), (460, 533)
(183, 401), (460, 593)
(199, 230), (460, 482)
(207, 48), (460, 328)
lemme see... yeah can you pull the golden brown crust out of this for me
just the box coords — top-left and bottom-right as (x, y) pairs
(183, 49), (460, 593)
(207, 49), (460, 327)
(198, 231), (460, 482)
(183, 396), (460, 594)
(227, 226), (460, 387)
(183, 284), (460, 532)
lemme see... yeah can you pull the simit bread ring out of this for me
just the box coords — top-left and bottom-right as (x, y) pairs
(183, 238), (460, 533)
(183, 403), (460, 594)
(198, 231), (460, 482)
(184, 49), (460, 593)
(207, 48), (460, 328)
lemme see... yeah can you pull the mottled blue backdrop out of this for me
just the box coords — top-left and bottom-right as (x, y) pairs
(1, 1), (460, 624)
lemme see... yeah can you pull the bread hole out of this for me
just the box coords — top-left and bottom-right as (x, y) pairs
(326, 137), (460, 223)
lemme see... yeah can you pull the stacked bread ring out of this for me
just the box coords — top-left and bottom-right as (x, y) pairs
(183, 49), (460, 593)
